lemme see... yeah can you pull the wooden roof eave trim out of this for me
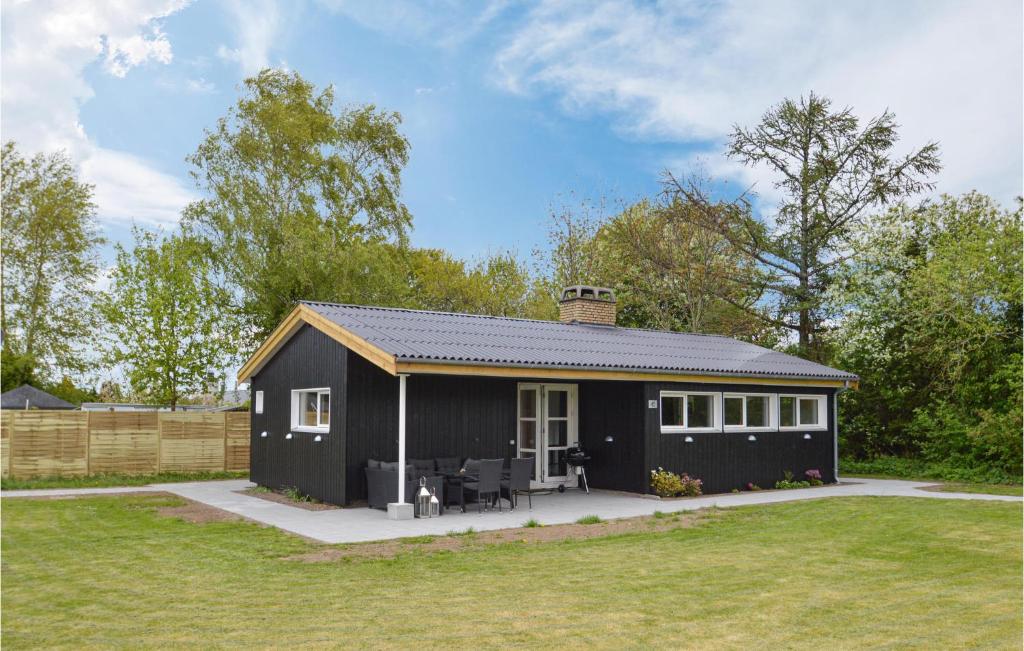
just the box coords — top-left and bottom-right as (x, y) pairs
(236, 305), (397, 382)
(394, 361), (857, 389)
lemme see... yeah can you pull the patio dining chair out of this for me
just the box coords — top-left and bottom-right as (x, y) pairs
(500, 457), (534, 510)
(463, 458), (503, 513)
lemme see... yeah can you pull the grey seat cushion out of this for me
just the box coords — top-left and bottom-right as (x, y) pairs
(435, 457), (462, 475)
(367, 459), (382, 470)
(408, 458), (435, 477)
(463, 458), (480, 474)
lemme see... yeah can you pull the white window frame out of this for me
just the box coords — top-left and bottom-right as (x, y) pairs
(254, 390), (264, 414)
(660, 391), (722, 433)
(290, 387), (330, 433)
(722, 393), (777, 432)
(778, 394), (828, 431)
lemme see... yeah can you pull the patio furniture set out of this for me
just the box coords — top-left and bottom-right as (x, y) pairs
(365, 456), (535, 514)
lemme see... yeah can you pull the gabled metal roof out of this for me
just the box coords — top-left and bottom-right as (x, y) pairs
(301, 302), (858, 382)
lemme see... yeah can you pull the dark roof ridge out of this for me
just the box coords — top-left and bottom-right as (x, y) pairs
(298, 300), (737, 340)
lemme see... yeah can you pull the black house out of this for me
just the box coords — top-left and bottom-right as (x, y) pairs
(239, 286), (858, 509)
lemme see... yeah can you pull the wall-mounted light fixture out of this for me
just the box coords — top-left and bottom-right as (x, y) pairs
(260, 431), (268, 438)
(803, 433), (812, 440)
(684, 436), (694, 443)
(747, 435), (757, 442)
(604, 435), (614, 443)
(285, 433), (293, 440)
(314, 435), (322, 442)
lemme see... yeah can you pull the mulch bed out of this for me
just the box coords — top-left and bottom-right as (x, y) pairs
(157, 498), (242, 524)
(238, 488), (340, 511)
(9, 490), (244, 524)
(285, 509), (722, 562)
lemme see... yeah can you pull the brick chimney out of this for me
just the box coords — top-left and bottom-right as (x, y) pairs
(558, 285), (617, 326)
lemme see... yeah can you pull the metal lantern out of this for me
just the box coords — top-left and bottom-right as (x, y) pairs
(429, 487), (441, 518)
(415, 477), (431, 518)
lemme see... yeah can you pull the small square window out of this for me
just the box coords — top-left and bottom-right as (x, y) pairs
(799, 398), (819, 425)
(660, 392), (718, 432)
(746, 396), (768, 427)
(780, 396), (796, 427)
(291, 388), (330, 431)
(779, 395), (825, 430)
(687, 395), (713, 428)
(724, 396), (744, 426)
(661, 396), (685, 428)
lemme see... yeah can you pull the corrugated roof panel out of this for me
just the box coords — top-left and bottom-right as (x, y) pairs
(303, 301), (858, 381)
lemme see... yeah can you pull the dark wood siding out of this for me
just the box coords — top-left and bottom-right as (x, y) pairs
(249, 325), (347, 505)
(251, 324), (840, 504)
(344, 352), (518, 503)
(578, 380), (647, 493)
(643, 382), (837, 494)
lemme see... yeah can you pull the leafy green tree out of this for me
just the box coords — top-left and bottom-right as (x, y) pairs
(597, 200), (781, 342)
(46, 376), (98, 406)
(99, 229), (236, 410)
(0, 142), (104, 387)
(833, 193), (1022, 478)
(407, 248), (554, 320)
(666, 93), (941, 360)
(540, 196), (779, 342)
(183, 69), (413, 350)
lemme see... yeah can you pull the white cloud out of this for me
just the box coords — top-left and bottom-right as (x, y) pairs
(82, 149), (196, 225)
(494, 0), (1024, 205)
(157, 76), (216, 94)
(316, 0), (512, 48)
(1, 0), (195, 227)
(103, 25), (174, 77)
(216, 0), (285, 74)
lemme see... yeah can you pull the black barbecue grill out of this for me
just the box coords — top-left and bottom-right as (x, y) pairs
(565, 445), (591, 493)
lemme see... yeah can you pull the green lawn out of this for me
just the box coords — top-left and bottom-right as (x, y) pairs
(914, 482), (1023, 497)
(2, 495), (1020, 649)
(0, 470), (249, 491)
(841, 475), (1023, 497)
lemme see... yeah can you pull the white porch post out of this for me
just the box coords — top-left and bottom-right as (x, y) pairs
(397, 373), (408, 501)
(387, 373), (414, 520)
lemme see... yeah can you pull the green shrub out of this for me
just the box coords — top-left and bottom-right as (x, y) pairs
(576, 515), (603, 525)
(774, 470), (811, 490)
(649, 468), (703, 497)
(282, 486), (315, 503)
(841, 455), (1022, 485)
(522, 519), (541, 528)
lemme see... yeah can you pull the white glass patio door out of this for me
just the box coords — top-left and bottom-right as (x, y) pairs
(517, 383), (578, 486)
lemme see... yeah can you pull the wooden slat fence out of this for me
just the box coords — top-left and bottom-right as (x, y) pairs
(0, 410), (250, 479)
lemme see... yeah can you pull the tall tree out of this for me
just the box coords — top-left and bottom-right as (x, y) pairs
(599, 199), (778, 342)
(99, 229), (235, 410)
(832, 193), (1021, 477)
(182, 69), (413, 350)
(665, 93), (941, 359)
(540, 197), (779, 342)
(408, 248), (554, 320)
(0, 142), (104, 388)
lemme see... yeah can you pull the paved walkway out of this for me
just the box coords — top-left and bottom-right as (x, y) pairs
(3, 478), (1019, 544)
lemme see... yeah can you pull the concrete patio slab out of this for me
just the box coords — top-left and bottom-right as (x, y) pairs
(3, 477), (1019, 544)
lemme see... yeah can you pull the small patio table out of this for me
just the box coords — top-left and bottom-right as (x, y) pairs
(444, 471), (510, 512)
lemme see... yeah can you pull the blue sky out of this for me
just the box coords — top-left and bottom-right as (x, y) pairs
(3, 0), (1022, 265)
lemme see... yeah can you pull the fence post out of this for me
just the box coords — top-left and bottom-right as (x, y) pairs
(156, 412), (163, 473)
(222, 412), (228, 472)
(85, 411), (91, 476)
(7, 412), (15, 480)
